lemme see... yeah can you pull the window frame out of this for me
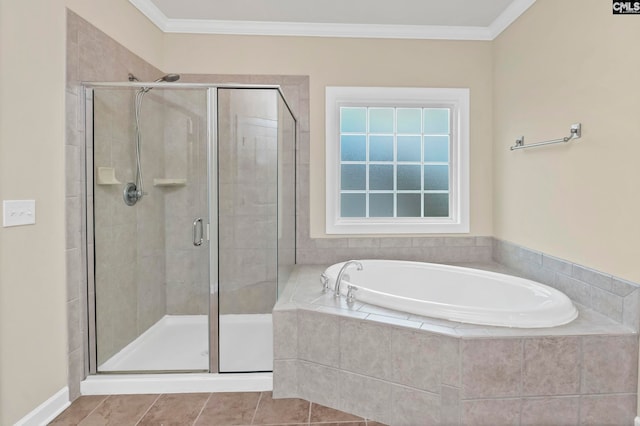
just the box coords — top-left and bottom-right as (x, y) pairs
(325, 86), (470, 234)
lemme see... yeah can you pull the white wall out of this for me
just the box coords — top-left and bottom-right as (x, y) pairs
(163, 34), (495, 238)
(0, 0), (67, 423)
(0, 0), (164, 423)
(493, 1), (640, 415)
(493, 0), (640, 283)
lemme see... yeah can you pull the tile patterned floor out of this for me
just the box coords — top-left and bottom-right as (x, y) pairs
(49, 392), (388, 425)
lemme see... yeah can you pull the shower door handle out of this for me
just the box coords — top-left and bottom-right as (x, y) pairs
(193, 218), (204, 246)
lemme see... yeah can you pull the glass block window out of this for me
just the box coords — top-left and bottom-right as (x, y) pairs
(339, 107), (450, 219)
(326, 87), (469, 234)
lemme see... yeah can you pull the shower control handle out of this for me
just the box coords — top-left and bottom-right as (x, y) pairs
(193, 218), (204, 246)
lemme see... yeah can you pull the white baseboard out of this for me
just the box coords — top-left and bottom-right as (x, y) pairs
(14, 387), (70, 426)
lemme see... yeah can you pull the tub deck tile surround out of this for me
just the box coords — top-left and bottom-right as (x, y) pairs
(273, 263), (639, 426)
(296, 237), (493, 266)
(493, 239), (640, 331)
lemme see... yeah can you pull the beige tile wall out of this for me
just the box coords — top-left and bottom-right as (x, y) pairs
(277, 96), (297, 296)
(494, 239), (640, 330)
(162, 89), (209, 315)
(92, 89), (142, 362)
(217, 89), (279, 315)
(134, 91), (168, 334)
(91, 88), (175, 363)
(66, 9), (163, 397)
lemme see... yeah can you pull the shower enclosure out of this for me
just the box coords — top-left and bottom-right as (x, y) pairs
(85, 82), (296, 375)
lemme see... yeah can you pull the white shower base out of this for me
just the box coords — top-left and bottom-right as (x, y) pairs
(90, 313), (273, 393)
(99, 315), (209, 372)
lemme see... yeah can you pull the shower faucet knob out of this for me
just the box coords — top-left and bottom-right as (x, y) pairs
(123, 182), (142, 206)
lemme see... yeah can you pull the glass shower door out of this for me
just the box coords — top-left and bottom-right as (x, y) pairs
(216, 88), (296, 373)
(217, 88), (281, 372)
(90, 87), (210, 373)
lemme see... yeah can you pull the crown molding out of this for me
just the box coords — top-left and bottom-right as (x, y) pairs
(129, 0), (170, 30)
(488, 0), (537, 39)
(130, 0), (535, 41)
(164, 19), (494, 40)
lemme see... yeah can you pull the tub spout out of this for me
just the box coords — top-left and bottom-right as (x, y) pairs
(335, 260), (363, 298)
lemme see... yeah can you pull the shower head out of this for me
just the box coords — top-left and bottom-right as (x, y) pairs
(133, 73), (181, 94)
(155, 74), (180, 83)
(127, 73), (180, 86)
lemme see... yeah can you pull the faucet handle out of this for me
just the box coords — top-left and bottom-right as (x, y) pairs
(320, 273), (330, 293)
(346, 285), (358, 305)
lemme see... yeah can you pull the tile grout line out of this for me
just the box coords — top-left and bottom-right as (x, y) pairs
(519, 338), (524, 425)
(77, 394), (110, 424)
(578, 336), (584, 423)
(250, 391), (264, 425)
(133, 394), (162, 426)
(191, 392), (213, 426)
(307, 401), (312, 424)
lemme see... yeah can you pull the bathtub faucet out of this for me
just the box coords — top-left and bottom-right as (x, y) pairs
(334, 260), (363, 298)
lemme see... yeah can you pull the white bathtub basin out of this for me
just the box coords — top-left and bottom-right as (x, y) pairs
(324, 260), (578, 328)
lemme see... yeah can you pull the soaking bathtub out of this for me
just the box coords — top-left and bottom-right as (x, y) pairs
(323, 260), (578, 328)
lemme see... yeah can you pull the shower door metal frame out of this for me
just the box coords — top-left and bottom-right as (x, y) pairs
(84, 84), (216, 375)
(85, 87), (97, 375)
(83, 82), (296, 376)
(207, 88), (219, 373)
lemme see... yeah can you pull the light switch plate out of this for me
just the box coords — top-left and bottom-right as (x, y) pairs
(3, 200), (36, 227)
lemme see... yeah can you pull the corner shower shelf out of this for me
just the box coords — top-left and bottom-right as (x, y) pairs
(96, 167), (122, 185)
(153, 178), (187, 187)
